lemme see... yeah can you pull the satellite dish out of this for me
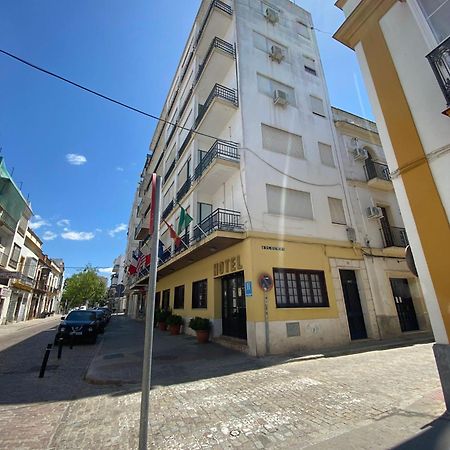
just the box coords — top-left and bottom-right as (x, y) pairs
(405, 245), (418, 277)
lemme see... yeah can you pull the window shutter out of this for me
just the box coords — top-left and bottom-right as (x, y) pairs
(267, 185), (313, 219)
(328, 197), (346, 225)
(311, 96), (325, 116)
(319, 142), (335, 167)
(261, 124), (304, 159)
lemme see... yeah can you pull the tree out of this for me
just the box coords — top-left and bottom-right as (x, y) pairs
(62, 265), (107, 309)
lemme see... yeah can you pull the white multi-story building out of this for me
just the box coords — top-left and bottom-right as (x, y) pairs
(125, 0), (430, 355)
(108, 254), (126, 312)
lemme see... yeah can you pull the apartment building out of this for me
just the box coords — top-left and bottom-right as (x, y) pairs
(108, 254), (126, 312)
(125, 0), (430, 355)
(334, 0), (450, 409)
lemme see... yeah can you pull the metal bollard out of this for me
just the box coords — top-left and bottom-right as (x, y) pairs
(38, 344), (52, 378)
(57, 338), (63, 359)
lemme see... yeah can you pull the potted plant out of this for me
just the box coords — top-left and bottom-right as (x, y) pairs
(189, 317), (211, 343)
(157, 309), (171, 331)
(167, 314), (183, 335)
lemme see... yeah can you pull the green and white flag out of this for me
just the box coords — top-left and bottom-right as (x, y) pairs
(177, 203), (193, 235)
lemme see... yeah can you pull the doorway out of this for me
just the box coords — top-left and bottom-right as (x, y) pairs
(340, 270), (368, 340)
(221, 271), (247, 340)
(390, 278), (419, 332)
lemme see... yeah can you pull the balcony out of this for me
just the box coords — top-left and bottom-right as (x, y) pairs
(380, 226), (409, 248)
(178, 87), (193, 122)
(178, 130), (194, 159)
(176, 178), (192, 202)
(364, 160), (393, 191)
(426, 36), (450, 117)
(195, 37), (235, 99)
(162, 200), (174, 220)
(195, 84), (238, 136)
(0, 208), (17, 232)
(135, 218), (149, 241)
(196, 0), (233, 60)
(163, 159), (176, 185)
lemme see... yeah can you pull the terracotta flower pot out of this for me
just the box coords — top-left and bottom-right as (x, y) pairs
(158, 321), (167, 331)
(169, 324), (181, 335)
(196, 329), (209, 343)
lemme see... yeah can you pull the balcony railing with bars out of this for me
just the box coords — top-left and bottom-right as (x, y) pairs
(166, 122), (177, 147)
(178, 87), (193, 121)
(176, 178), (192, 202)
(364, 160), (391, 182)
(193, 140), (239, 180)
(195, 84), (238, 128)
(380, 226), (409, 248)
(178, 130), (194, 159)
(163, 159), (176, 184)
(426, 36), (450, 113)
(162, 200), (174, 220)
(195, 37), (235, 85)
(196, 0), (233, 47)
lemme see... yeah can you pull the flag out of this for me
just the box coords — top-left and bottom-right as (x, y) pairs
(177, 203), (194, 235)
(136, 252), (145, 273)
(145, 254), (151, 266)
(163, 219), (182, 247)
(128, 265), (137, 275)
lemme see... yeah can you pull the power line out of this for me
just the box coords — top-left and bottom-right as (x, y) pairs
(0, 48), (233, 145)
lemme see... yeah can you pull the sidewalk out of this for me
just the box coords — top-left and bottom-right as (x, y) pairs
(0, 314), (61, 336)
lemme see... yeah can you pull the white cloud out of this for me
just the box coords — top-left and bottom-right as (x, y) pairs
(98, 267), (113, 274)
(66, 153), (87, 166)
(95, 228), (103, 233)
(116, 166), (124, 172)
(42, 230), (57, 241)
(57, 219), (70, 227)
(61, 230), (95, 241)
(108, 223), (127, 237)
(29, 215), (50, 230)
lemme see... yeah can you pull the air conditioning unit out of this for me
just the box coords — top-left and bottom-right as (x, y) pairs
(265, 7), (279, 24)
(273, 89), (288, 106)
(270, 45), (284, 63)
(353, 147), (368, 161)
(366, 206), (384, 220)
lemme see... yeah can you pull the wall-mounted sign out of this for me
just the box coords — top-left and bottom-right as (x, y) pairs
(213, 256), (243, 277)
(261, 245), (286, 251)
(258, 273), (273, 292)
(245, 281), (253, 297)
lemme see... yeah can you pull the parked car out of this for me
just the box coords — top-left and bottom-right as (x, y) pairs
(88, 309), (108, 333)
(54, 310), (100, 344)
(96, 307), (112, 323)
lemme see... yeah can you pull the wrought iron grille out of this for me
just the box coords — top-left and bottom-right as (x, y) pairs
(380, 226), (409, 248)
(426, 36), (450, 108)
(364, 160), (391, 182)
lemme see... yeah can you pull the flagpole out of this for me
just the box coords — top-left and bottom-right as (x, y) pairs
(194, 222), (209, 238)
(139, 174), (162, 450)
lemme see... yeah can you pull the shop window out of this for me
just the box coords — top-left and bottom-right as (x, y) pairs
(174, 285), (185, 309)
(192, 279), (207, 308)
(273, 268), (329, 308)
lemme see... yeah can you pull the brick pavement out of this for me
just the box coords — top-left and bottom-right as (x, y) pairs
(0, 316), (446, 449)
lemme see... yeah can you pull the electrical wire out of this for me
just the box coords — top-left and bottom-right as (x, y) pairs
(0, 48), (236, 145)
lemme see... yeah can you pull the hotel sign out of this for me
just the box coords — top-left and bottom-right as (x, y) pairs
(213, 255), (243, 277)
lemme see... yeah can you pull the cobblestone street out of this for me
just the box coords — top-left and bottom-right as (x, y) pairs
(0, 316), (446, 449)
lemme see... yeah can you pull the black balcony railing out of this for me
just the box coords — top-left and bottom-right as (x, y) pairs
(195, 84), (238, 128)
(162, 200), (174, 220)
(166, 122), (177, 147)
(193, 140), (239, 180)
(178, 130), (194, 159)
(160, 248), (172, 264)
(179, 50), (195, 87)
(193, 208), (243, 241)
(196, 0), (233, 46)
(166, 88), (179, 117)
(178, 87), (193, 121)
(176, 178), (192, 202)
(364, 160), (391, 182)
(195, 37), (235, 84)
(163, 159), (176, 184)
(426, 36), (450, 109)
(380, 226), (409, 248)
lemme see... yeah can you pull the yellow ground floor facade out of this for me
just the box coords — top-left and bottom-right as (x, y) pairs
(127, 232), (430, 356)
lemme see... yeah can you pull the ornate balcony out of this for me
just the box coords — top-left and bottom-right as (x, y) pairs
(364, 160), (393, 191)
(426, 36), (450, 117)
(380, 226), (409, 248)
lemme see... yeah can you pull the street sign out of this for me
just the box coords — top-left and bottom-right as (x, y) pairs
(245, 281), (253, 297)
(258, 273), (273, 292)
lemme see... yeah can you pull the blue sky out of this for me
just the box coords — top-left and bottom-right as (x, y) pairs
(0, 0), (373, 278)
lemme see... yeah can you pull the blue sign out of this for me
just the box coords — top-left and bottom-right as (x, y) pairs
(245, 281), (253, 297)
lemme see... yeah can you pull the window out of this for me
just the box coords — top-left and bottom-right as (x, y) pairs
(8, 244), (21, 269)
(310, 96), (326, 117)
(155, 292), (161, 310)
(273, 269), (329, 308)
(163, 183), (174, 209)
(192, 279), (207, 308)
(304, 55), (317, 76)
(257, 74), (296, 106)
(318, 142), (335, 167)
(162, 289), (170, 310)
(253, 31), (288, 61)
(197, 202), (212, 223)
(261, 124), (304, 159)
(174, 285), (185, 309)
(328, 198), (346, 225)
(417, 0), (450, 43)
(178, 159), (190, 186)
(24, 257), (38, 279)
(266, 185), (313, 219)
(296, 21), (310, 39)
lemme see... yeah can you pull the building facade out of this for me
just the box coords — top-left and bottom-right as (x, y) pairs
(108, 254), (126, 312)
(334, 0), (450, 411)
(125, 0), (430, 356)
